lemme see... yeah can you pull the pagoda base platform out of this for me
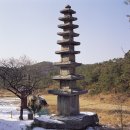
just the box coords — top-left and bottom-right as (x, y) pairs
(34, 112), (99, 130)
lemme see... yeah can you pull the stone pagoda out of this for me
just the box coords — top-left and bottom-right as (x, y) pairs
(35, 5), (99, 130)
(49, 4), (87, 116)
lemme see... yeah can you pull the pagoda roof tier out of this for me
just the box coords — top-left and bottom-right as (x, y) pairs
(55, 50), (80, 54)
(48, 89), (87, 96)
(58, 16), (77, 22)
(60, 5), (76, 14)
(57, 39), (80, 46)
(57, 31), (79, 37)
(58, 23), (78, 29)
(53, 74), (84, 80)
(54, 61), (81, 67)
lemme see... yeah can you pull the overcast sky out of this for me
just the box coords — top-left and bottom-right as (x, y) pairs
(0, 0), (130, 64)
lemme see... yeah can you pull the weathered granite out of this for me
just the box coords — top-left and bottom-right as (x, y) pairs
(57, 39), (80, 45)
(42, 5), (99, 129)
(48, 89), (87, 96)
(53, 61), (81, 67)
(57, 31), (79, 37)
(58, 16), (77, 21)
(58, 23), (79, 29)
(53, 75), (84, 80)
(34, 112), (99, 130)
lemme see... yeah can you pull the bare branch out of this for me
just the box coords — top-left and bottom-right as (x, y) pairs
(0, 56), (41, 99)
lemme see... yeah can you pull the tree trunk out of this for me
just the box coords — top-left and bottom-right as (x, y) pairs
(22, 96), (27, 109)
(19, 105), (23, 120)
(19, 97), (27, 120)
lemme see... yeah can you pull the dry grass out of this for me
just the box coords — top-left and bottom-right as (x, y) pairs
(0, 89), (15, 97)
(44, 94), (130, 127)
(0, 89), (130, 127)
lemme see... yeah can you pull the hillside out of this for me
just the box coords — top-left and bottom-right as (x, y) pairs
(30, 50), (130, 94)
(30, 61), (58, 89)
(77, 50), (130, 94)
(0, 51), (129, 94)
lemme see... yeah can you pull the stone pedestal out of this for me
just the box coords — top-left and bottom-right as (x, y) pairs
(34, 112), (99, 130)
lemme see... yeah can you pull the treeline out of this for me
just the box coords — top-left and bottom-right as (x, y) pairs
(0, 51), (129, 94)
(34, 51), (130, 94)
(77, 50), (130, 94)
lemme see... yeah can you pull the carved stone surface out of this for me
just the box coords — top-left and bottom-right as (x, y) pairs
(34, 112), (99, 130)
(57, 95), (79, 116)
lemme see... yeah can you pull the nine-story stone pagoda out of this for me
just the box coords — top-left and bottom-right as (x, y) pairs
(49, 5), (87, 116)
(35, 5), (99, 130)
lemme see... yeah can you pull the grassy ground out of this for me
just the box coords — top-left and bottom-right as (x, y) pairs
(0, 89), (130, 128)
(44, 94), (130, 128)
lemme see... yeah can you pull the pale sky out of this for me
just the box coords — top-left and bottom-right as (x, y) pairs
(0, 0), (130, 64)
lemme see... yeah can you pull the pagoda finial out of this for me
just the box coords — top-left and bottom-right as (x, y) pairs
(65, 5), (71, 8)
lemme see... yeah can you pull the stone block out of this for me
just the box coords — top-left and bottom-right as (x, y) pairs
(34, 112), (99, 130)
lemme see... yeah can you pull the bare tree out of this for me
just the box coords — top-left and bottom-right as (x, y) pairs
(125, 0), (130, 22)
(124, 0), (130, 5)
(0, 56), (41, 120)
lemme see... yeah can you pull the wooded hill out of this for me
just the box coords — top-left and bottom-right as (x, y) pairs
(31, 50), (130, 94)
(77, 50), (130, 94)
(1, 51), (130, 94)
